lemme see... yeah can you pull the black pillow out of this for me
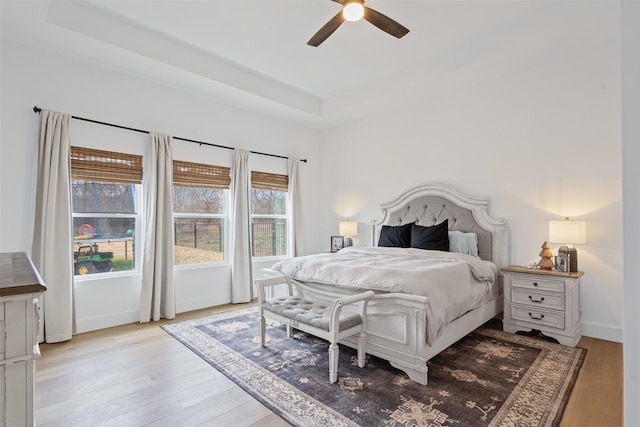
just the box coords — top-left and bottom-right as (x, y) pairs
(378, 223), (412, 248)
(411, 220), (449, 251)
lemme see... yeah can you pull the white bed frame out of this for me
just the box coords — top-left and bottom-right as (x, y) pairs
(280, 183), (509, 385)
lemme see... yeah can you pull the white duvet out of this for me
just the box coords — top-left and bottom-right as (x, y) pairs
(270, 246), (498, 345)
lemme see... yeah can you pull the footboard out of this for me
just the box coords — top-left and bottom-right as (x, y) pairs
(270, 277), (503, 385)
(289, 279), (432, 385)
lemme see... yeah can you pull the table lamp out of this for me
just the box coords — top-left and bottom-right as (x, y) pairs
(548, 218), (586, 272)
(339, 220), (358, 247)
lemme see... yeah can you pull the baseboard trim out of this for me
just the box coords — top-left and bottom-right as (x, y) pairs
(582, 321), (623, 343)
(176, 296), (230, 314)
(74, 308), (624, 344)
(75, 310), (139, 334)
(74, 297), (233, 334)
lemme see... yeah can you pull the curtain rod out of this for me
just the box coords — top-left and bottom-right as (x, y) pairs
(33, 106), (307, 163)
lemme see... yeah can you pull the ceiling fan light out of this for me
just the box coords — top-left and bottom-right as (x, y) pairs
(343, 2), (364, 22)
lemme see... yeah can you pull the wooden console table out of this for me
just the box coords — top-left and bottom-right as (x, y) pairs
(1, 252), (47, 427)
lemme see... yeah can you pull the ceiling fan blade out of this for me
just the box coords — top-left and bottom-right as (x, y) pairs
(307, 11), (345, 47)
(330, 0), (346, 4)
(363, 6), (409, 39)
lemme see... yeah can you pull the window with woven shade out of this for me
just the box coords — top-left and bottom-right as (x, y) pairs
(71, 146), (142, 184)
(250, 170), (289, 258)
(69, 146), (141, 277)
(251, 171), (288, 192)
(172, 160), (230, 266)
(173, 160), (230, 189)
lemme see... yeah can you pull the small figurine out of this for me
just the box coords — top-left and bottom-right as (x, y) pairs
(537, 241), (554, 270)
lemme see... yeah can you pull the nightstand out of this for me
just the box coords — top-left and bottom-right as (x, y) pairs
(500, 265), (583, 347)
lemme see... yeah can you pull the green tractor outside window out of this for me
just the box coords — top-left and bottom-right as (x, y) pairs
(73, 244), (114, 275)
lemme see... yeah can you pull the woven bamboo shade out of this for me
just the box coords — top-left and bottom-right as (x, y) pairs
(173, 160), (231, 189)
(70, 146), (142, 184)
(251, 171), (289, 192)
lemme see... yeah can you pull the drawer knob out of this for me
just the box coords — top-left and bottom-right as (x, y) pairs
(528, 296), (545, 303)
(533, 282), (539, 287)
(529, 312), (545, 321)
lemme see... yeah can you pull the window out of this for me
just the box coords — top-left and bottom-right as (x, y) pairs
(70, 147), (142, 276)
(251, 171), (288, 258)
(173, 160), (230, 266)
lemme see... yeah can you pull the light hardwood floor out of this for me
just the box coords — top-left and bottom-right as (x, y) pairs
(35, 305), (623, 426)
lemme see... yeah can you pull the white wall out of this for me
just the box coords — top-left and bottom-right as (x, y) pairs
(0, 39), (324, 332)
(621, 0), (640, 422)
(318, 2), (623, 343)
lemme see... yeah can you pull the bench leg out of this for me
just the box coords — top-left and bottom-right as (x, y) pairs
(286, 324), (292, 338)
(329, 342), (339, 383)
(259, 313), (266, 347)
(357, 331), (366, 368)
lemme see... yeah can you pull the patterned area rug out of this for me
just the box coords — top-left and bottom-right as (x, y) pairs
(162, 308), (585, 427)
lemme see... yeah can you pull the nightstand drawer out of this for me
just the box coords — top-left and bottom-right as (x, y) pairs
(511, 305), (565, 330)
(511, 276), (565, 293)
(511, 289), (565, 311)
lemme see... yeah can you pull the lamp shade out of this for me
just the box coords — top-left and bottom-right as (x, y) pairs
(549, 220), (586, 244)
(339, 220), (358, 237)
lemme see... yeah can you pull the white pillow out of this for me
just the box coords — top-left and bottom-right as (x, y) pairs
(448, 231), (479, 257)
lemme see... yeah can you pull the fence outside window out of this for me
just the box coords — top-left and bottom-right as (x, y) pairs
(173, 217), (225, 265)
(252, 218), (287, 257)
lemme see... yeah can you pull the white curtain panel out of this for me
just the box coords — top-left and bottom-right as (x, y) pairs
(230, 148), (253, 303)
(140, 132), (175, 322)
(287, 157), (303, 257)
(30, 109), (74, 343)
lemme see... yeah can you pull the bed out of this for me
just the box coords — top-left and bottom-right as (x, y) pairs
(268, 183), (509, 385)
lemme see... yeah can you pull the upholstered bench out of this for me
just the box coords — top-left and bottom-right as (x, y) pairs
(255, 275), (374, 383)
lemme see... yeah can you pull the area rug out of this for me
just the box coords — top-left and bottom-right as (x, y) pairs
(162, 307), (585, 427)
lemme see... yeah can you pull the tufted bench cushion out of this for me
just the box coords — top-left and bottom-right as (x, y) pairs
(255, 275), (374, 383)
(262, 296), (363, 331)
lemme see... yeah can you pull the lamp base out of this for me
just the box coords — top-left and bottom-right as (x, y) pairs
(343, 237), (353, 247)
(558, 245), (578, 272)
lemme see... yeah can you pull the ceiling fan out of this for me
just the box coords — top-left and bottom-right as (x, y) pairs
(308, 0), (409, 47)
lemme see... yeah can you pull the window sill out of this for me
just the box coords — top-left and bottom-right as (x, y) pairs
(174, 262), (229, 271)
(252, 255), (289, 262)
(74, 270), (141, 282)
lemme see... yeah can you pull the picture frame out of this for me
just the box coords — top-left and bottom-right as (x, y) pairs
(555, 254), (569, 272)
(330, 236), (344, 253)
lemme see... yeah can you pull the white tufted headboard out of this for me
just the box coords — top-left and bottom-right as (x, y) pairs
(372, 183), (510, 268)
